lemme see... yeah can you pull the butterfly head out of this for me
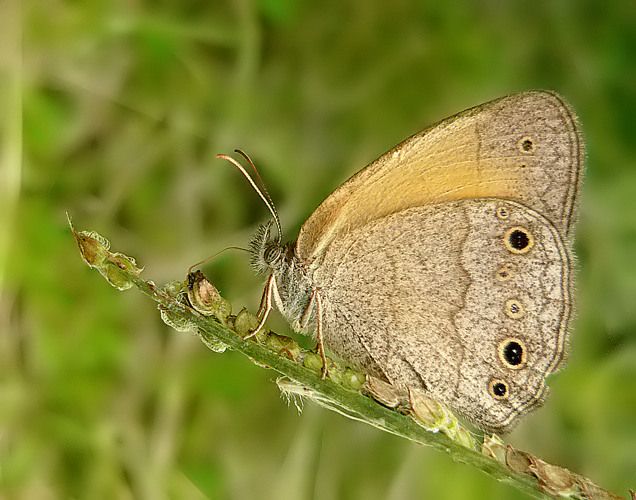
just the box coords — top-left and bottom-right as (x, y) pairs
(250, 220), (285, 274)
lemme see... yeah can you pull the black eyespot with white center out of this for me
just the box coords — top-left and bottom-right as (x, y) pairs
(503, 226), (534, 255)
(509, 230), (529, 250)
(493, 382), (507, 397)
(498, 337), (527, 369)
(488, 379), (510, 400)
(504, 341), (523, 365)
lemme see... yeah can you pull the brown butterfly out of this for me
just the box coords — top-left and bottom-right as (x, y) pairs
(219, 91), (583, 433)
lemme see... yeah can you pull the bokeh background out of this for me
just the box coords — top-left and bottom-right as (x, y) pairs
(3, 0), (635, 498)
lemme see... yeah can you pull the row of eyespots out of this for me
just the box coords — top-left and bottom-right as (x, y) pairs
(489, 197), (535, 400)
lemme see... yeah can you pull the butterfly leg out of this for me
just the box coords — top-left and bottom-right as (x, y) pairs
(298, 288), (316, 331)
(314, 290), (328, 379)
(298, 288), (328, 378)
(245, 273), (275, 339)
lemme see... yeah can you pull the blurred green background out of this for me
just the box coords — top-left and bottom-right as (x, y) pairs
(2, 0), (635, 498)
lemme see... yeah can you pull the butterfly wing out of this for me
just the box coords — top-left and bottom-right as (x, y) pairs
(297, 91), (583, 262)
(314, 199), (571, 432)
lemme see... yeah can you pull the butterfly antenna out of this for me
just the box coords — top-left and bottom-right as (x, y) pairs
(216, 152), (283, 244)
(234, 149), (279, 222)
(234, 149), (281, 238)
(187, 246), (250, 274)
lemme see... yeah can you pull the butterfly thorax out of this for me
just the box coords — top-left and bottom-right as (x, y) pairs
(250, 222), (315, 334)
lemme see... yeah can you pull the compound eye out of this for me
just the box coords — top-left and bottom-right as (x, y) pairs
(263, 244), (281, 264)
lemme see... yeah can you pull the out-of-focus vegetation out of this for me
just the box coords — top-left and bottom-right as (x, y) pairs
(2, 0), (635, 498)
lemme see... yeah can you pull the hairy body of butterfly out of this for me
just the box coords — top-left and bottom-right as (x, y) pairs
(239, 90), (583, 433)
(250, 223), (315, 334)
